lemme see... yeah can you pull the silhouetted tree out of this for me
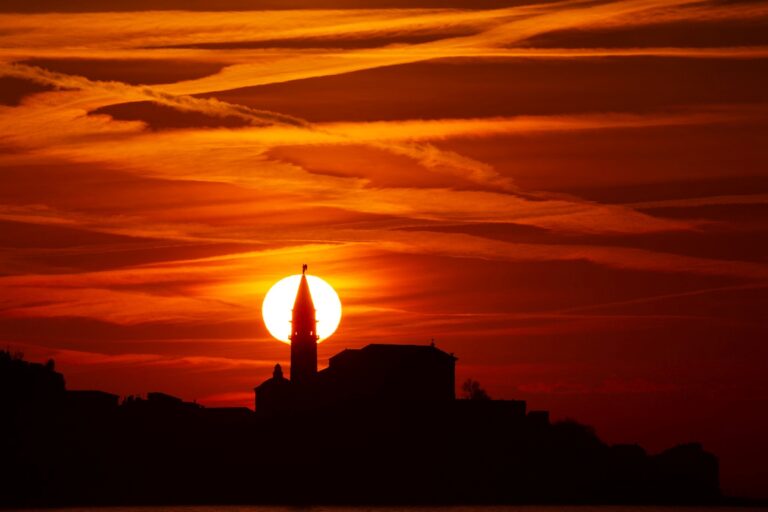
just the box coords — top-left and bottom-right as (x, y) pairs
(461, 378), (490, 400)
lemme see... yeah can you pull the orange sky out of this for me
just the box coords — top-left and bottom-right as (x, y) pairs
(1, 0), (767, 499)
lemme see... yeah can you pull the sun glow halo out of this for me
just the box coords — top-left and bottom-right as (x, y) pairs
(262, 274), (342, 344)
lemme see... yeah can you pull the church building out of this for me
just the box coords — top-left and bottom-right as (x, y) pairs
(255, 266), (457, 415)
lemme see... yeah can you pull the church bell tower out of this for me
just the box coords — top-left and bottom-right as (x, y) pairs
(290, 264), (318, 384)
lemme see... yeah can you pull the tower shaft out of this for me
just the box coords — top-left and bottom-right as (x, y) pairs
(290, 267), (318, 384)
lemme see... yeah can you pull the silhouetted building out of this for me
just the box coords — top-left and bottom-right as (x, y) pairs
(121, 391), (202, 416)
(454, 397), (526, 421)
(255, 265), (458, 415)
(201, 406), (253, 420)
(0, 350), (64, 410)
(254, 363), (292, 414)
(317, 343), (456, 405)
(528, 410), (550, 428)
(66, 390), (119, 414)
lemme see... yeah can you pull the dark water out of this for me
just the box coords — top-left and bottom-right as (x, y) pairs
(13, 507), (768, 512)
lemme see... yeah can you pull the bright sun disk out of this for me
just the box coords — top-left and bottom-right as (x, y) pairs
(262, 274), (342, 344)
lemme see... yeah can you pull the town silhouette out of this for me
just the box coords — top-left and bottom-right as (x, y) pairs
(1, 267), (720, 507)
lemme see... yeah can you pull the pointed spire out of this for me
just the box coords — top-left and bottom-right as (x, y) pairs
(292, 270), (316, 323)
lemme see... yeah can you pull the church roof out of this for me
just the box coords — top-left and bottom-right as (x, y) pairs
(255, 363), (289, 391)
(363, 343), (455, 358)
(328, 343), (456, 368)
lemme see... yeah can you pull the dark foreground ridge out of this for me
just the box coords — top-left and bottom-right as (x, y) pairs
(1, 347), (719, 507)
(1, 267), (720, 507)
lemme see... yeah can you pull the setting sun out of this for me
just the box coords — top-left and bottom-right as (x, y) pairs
(262, 274), (342, 344)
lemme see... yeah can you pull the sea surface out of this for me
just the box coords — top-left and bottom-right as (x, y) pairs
(11, 507), (768, 512)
